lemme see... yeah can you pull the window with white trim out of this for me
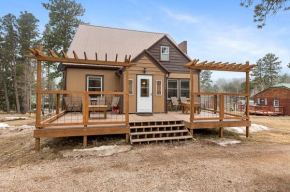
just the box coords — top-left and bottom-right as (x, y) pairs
(274, 99), (279, 107)
(87, 76), (102, 98)
(156, 80), (162, 96)
(180, 80), (190, 99)
(160, 46), (169, 61)
(167, 80), (178, 99)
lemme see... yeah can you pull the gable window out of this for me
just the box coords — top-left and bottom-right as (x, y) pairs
(160, 46), (169, 61)
(87, 76), (103, 98)
(168, 80), (178, 98)
(180, 80), (190, 99)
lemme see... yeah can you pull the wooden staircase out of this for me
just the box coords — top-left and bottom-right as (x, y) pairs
(129, 120), (192, 144)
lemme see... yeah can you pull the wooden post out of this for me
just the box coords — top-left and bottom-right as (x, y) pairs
(190, 68), (194, 122)
(246, 66), (250, 137)
(214, 95), (217, 114)
(219, 127), (224, 138)
(83, 92), (88, 147)
(83, 135), (87, 147)
(35, 60), (42, 152)
(125, 66), (130, 143)
(246, 126), (249, 138)
(56, 94), (60, 114)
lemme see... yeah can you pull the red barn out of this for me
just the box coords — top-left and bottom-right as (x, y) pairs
(252, 83), (290, 115)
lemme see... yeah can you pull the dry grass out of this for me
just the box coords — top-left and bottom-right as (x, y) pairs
(0, 113), (36, 126)
(249, 115), (290, 144)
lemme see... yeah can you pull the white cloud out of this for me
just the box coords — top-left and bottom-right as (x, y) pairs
(161, 7), (199, 23)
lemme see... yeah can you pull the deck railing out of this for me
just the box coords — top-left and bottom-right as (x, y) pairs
(249, 105), (283, 115)
(36, 90), (129, 128)
(190, 92), (249, 122)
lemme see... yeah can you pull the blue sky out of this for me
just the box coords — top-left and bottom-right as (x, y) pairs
(1, 0), (290, 80)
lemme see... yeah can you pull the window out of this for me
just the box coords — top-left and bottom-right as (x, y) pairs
(160, 46), (169, 61)
(87, 76), (102, 98)
(274, 99), (279, 107)
(259, 98), (267, 105)
(180, 80), (190, 99)
(129, 79), (134, 95)
(168, 80), (178, 99)
(140, 79), (149, 97)
(156, 80), (162, 96)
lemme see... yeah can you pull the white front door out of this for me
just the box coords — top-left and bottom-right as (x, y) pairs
(137, 75), (152, 113)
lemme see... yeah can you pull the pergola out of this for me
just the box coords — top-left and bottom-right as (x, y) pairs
(25, 45), (137, 151)
(184, 59), (256, 137)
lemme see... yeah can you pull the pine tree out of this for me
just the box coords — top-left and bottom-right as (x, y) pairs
(200, 70), (213, 92)
(251, 53), (281, 91)
(42, 0), (85, 90)
(17, 11), (40, 113)
(1, 14), (20, 113)
(263, 53), (281, 86)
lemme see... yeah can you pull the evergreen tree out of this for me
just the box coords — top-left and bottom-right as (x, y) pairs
(17, 11), (39, 113)
(200, 70), (213, 92)
(279, 73), (290, 83)
(251, 53), (281, 91)
(263, 53), (281, 86)
(42, 0), (85, 90)
(1, 14), (20, 113)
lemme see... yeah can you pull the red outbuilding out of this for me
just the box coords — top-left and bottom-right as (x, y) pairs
(252, 83), (290, 116)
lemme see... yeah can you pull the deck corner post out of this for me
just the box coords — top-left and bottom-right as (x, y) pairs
(35, 138), (40, 152)
(219, 127), (224, 138)
(125, 133), (129, 143)
(83, 136), (88, 147)
(246, 126), (249, 137)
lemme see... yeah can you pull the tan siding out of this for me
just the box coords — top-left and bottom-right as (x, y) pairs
(124, 56), (165, 113)
(66, 68), (121, 91)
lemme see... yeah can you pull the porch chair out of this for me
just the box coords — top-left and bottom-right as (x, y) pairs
(109, 97), (120, 114)
(180, 97), (188, 104)
(63, 96), (82, 114)
(170, 97), (180, 112)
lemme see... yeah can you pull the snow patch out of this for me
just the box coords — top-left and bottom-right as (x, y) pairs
(225, 124), (270, 134)
(3, 117), (29, 121)
(208, 138), (241, 147)
(62, 145), (132, 157)
(0, 123), (9, 128)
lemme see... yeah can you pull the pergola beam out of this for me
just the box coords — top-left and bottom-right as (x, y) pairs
(184, 59), (255, 72)
(25, 46), (137, 67)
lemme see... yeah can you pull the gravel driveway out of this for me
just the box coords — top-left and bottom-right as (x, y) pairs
(1, 141), (290, 192)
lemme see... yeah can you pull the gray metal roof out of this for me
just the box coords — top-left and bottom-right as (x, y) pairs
(67, 24), (176, 62)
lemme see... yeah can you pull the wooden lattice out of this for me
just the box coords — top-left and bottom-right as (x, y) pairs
(184, 59), (255, 72)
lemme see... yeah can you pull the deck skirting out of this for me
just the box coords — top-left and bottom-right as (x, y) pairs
(184, 120), (251, 129)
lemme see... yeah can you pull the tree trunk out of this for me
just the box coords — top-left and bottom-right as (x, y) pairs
(13, 61), (21, 113)
(1, 75), (10, 113)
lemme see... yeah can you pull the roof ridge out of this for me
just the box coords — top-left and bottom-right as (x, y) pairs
(79, 24), (169, 35)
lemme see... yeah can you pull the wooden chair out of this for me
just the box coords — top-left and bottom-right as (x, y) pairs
(109, 97), (120, 114)
(170, 97), (180, 112)
(63, 96), (82, 114)
(180, 97), (188, 104)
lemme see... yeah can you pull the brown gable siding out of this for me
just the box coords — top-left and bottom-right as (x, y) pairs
(147, 37), (190, 73)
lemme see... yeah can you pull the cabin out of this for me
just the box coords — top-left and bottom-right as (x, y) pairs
(251, 83), (290, 115)
(25, 24), (255, 151)
(60, 25), (199, 114)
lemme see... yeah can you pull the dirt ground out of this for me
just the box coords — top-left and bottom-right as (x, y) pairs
(0, 114), (290, 192)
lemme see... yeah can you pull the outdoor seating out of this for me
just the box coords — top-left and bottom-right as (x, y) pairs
(63, 96), (82, 114)
(170, 97), (180, 112)
(88, 96), (108, 119)
(109, 97), (120, 114)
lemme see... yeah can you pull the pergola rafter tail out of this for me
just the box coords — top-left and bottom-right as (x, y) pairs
(24, 45), (137, 67)
(184, 59), (256, 72)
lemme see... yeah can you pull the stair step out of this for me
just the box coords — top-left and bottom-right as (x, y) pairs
(130, 124), (185, 129)
(131, 135), (192, 143)
(130, 130), (188, 135)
